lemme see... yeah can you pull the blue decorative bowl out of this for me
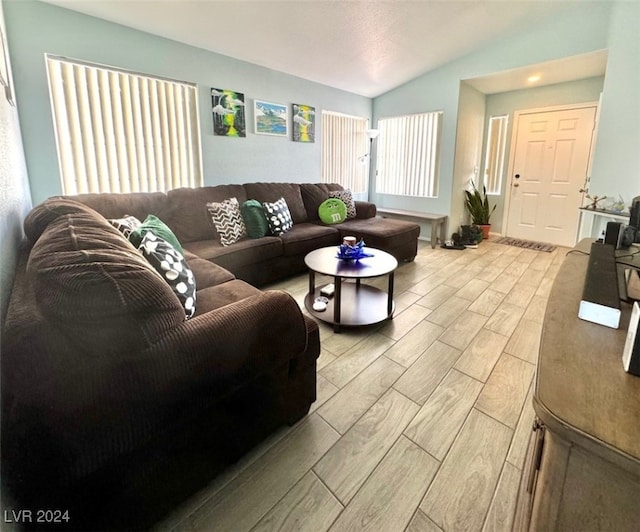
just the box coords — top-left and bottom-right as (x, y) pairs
(336, 240), (373, 261)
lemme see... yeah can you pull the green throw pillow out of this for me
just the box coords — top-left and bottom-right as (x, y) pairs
(318, 198), (347, 225)
(129, 214), (184, 255)
(241, 199), (270, 239)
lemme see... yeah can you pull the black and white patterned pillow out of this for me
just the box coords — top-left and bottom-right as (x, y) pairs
(108, 215), (142, 238)
(263, 197), (293, 236)
(206, 197), (247, 246)
(329, 189), (356, 219)
(139, 232), (196, 319)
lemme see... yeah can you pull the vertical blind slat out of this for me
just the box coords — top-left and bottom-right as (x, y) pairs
(109, 71), (129, 193)
(158, 82), (172, 192)
(97, 69), (119, 193)
(87, 68), (108, 193)
(149, 80), (166, 191)
(46, 56), (202, 195)
(129, 75), (148, 192)
(75, 65), (99, 193)
(48, 61), (76, 195)
(61, 62), (87, 194)
(139, 77), (157, 192)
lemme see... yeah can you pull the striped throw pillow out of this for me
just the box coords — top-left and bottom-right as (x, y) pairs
(206, 197), (247, 246)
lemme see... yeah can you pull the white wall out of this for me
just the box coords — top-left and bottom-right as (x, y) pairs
(0, 1), (31, 324)
(589, 1), (640, 202)
(450, 82), (486, 237)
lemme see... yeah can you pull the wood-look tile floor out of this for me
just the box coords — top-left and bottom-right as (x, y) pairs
(157, 239), (567, 532)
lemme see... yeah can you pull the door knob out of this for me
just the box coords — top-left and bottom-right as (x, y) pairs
(513, 183), (520, 187)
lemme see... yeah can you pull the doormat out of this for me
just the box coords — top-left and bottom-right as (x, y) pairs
(495, 237), (556, 253)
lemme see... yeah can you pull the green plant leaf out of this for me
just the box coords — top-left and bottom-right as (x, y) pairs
(464, 180), (495, 225)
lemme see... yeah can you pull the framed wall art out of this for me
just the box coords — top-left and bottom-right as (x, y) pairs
(292, 103), (315, 142)
(0, 26), (15, 106)
(211, 88), (246, 137)
(254, 100), (288, 137)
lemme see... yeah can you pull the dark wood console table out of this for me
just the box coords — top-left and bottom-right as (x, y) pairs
(514, 240), (640, 530)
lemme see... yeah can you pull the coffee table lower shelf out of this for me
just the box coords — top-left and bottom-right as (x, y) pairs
(304, 283), (395, 332)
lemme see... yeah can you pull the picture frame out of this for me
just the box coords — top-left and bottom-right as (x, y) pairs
(254, 100), (288, 137)
(0, 26), (15, 106)
(211, 88), (246, 137)
(292, 103), (315, 142)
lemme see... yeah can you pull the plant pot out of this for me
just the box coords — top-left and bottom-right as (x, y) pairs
(478, 224), (491, 240)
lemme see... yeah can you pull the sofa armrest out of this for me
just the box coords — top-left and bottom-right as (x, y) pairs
(355, 201), (376, 219)
(121, 289), (317, 452)
(161, 289), (310, 367)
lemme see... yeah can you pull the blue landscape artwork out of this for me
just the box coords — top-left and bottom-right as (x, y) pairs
(254, 100), (288, 137)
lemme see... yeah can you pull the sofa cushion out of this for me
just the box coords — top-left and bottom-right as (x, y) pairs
(333, 217), (421, 249)
(241, 199), (270, 239)
(244, 182), (308, 223)
(194, 279), (263, 314)
(183, 250), (235, 289)
(329, 189), (357, 219)
(278, 223), (340, 257)
(129, 214), (184, 254)
(108, 215), (142, 238)
(184, 237), (283, 273)
(318, 198), (347, 224)
(263, 197), (294, 236)
(139, 232), (196, 319)
(300, 183), (345, 222)
(68, 191), (168, 221)
(165, 185), (248, 244)
(23, 197), (103, 244)
(27, 212), (185, 356)
(206, 197), (247, 246)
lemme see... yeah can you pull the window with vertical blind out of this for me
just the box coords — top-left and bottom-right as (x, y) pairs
(375, 111), (442, 197)
(321, 111), (369, 194)
(483, 115), (508, 195)
(46, 55), (202, 195)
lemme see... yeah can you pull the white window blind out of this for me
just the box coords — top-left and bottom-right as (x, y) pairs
(321, 111), (369, 194)
(46, 55), (202, 195)
(376, 111), (442, 197)
(483, 115), (508, 195)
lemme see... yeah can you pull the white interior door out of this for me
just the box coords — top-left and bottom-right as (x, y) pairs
(506, 106), (597, 247)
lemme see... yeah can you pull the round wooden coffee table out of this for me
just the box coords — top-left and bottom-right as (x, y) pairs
(304, 246), (398, 332)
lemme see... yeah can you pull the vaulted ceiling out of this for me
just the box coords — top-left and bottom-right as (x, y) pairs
(43, 0), (607, 97)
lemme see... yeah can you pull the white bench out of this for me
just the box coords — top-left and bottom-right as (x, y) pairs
(377, 208), (448, 249)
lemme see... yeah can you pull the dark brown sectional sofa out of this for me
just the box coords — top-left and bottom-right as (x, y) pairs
(68, 181), (420, 286)
(1, 182), (419, 530)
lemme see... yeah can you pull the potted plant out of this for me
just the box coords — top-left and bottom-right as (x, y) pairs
(464, 180), (496, 240)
